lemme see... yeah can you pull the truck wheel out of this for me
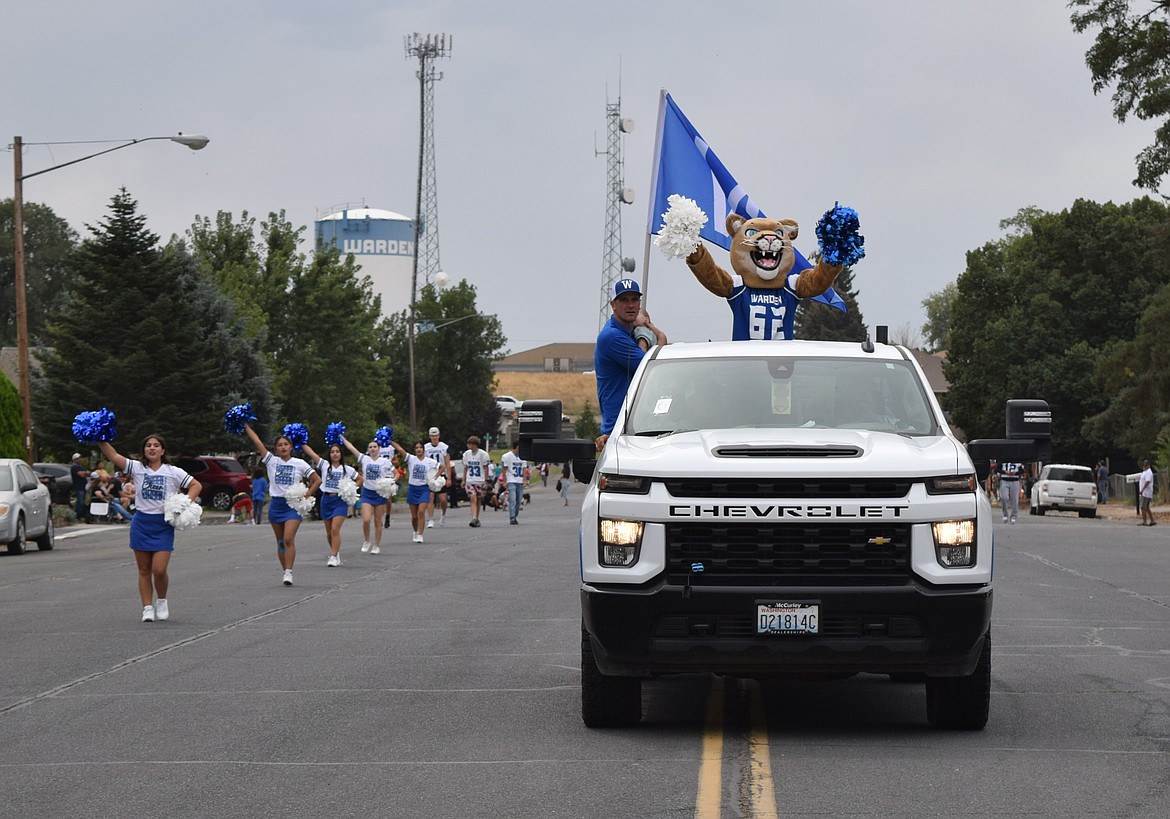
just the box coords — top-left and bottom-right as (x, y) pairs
(1078, 509), (1096, 518)
(926, 630), (990, 730)
(581, 624), (641, 728)
(35, 516), (54, 551)
(1035, 504), (1046, 516)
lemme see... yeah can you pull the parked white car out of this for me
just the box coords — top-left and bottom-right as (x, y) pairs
(1030, 464), (1097, 518)
(0, 458), (55, 554)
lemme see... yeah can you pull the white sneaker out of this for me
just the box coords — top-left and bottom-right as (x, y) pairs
(326, 554), (338, 567)
(142, 605), (155, 622)
(439, 514), (446, 527)
(426, 519), (435, 529)
(282, 569), (293, 586)
(371, 544), (381, 555)
(155, 599), (169, 621)
(361, 542), (371, 553)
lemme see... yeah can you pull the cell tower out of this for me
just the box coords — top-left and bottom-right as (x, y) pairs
(404, 32), (451, 287)
(597, 93), (636, 331)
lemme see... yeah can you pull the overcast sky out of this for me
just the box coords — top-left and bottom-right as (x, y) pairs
(7, 1), (1158, 353)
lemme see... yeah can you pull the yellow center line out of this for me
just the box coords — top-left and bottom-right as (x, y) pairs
(695, 676), (725, 819)
(746, 679), (779, 819)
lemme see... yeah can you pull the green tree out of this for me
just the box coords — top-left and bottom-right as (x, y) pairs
(272, 245), (392, 440)
(0, 199), (78, 346)
(575, 400), (600, 441)
(32, 189), (272, 458)
(0, 371), (23, 458)
(945, 198), (1170, 462)
(921, 281), (958, 352)
(186, 209), (396, 443)
(383, 280), (507, 443)
(792, 266), (867, 341)
(1070, 0), (1170, 192)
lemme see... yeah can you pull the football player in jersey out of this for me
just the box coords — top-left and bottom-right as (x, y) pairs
(461, 436), (493, 528)
(424, 426), (452, 528)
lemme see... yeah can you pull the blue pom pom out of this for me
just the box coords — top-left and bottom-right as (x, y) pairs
(374, 425), (394, 447)
(282, 422), (309, 449)
(815, 203), (866, 267)
(324, 422), (347, 446)
(72, 408), (117, 443)
(223, 402), (256, 436)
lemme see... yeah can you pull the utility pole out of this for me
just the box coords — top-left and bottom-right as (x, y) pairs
(404, 32), (451, 429)
(597, 92), (635, 331)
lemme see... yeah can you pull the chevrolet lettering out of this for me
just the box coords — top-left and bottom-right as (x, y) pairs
(578, 338), (993, 731)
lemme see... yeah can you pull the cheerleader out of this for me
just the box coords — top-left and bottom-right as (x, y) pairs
(387, 439), (432, 543)
(244, 423), (322, 586)
(301, 441), (361, 567)
(342, 435), (395, 554)
(98, 435), (202, 623)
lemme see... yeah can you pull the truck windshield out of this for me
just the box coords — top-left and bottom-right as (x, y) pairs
(625, 355), (938, 436)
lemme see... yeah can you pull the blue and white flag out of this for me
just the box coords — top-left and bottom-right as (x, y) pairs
(646, 90), (845, 311)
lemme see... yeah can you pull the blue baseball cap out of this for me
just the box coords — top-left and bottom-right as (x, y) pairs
(612, 279), (641, 299)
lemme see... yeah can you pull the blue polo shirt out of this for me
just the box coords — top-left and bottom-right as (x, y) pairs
(595, 315), (647, 435)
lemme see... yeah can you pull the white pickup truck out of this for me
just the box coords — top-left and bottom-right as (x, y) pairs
(578, 339), (994, 729)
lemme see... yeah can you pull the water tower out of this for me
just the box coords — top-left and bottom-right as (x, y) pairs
(315, 205), (416, 317)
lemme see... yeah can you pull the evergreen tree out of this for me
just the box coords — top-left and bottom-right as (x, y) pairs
(792, 267), (867, 341)
(0, 199), (78, 346)
(32, 190), (271, 458)
(0, 371), (23, 458)
(575, 400), (601, 441)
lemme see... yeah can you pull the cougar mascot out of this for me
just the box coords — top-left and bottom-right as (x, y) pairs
(657, 196), (864, 341)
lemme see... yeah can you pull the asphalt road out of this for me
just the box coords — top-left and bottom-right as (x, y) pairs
(3, 488), (1170, 818)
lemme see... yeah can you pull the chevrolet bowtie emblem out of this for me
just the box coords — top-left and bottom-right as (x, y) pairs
(868, 536), (893, 545)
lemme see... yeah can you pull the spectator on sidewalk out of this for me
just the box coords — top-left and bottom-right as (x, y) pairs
(1139, 459), (1156, 526)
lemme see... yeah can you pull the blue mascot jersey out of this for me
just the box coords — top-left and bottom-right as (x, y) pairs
(726, 273), (802, 340)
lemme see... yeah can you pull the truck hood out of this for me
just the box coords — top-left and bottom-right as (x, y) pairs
(602, 428), (969, 479)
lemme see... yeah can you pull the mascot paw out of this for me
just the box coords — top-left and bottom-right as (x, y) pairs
(815, 203), (865, 267)
(656, 194), (707, 259)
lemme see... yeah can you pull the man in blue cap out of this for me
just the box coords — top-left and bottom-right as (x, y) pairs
(594, 278), (668, 451)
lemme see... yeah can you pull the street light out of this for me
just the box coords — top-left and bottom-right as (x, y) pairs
(11, 133), (209, 463)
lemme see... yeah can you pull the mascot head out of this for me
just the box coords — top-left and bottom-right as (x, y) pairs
(726, 214), (799, 287)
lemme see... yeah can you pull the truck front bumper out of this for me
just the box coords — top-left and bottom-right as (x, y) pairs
(581, 580), (991, 678)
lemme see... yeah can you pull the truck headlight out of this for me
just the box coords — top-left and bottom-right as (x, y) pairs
(0, 502), (10, 519)
(598, 518), (644, 566)
(932, 519), (976, 567)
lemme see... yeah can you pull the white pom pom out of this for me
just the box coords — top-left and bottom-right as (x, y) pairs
(374, 477), (398, 498)
(164, 494), (203, 531)
(284, 482), (316, 516)
(428, 474), (447, 493)
(654, 194), (707, 260)
(337, 477), (359, 506)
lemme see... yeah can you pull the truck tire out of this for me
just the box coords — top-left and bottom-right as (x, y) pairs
(1078, 509), (1096, 518)
(1034, 504), (1046, 516)
(581, 624), (641, 728)
(926, 629), (990, 730)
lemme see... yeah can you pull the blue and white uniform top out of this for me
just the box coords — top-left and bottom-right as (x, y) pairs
(501, 451), (526, 485)
(316, 461), (358, 495)
(357, 452), (394, 483)
(123, 460), (194, 515)
(262, 452), (315, 497)
(726, 273), (801, 341)
(424, 440), (449, 473)
(462, 449), (492, 485)
(405, 454), (430, 487)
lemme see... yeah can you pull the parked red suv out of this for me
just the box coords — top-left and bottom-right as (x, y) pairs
(172, 456), (252, 511)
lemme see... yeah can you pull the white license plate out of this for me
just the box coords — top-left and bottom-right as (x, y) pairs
(757, 602), (819, 635)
